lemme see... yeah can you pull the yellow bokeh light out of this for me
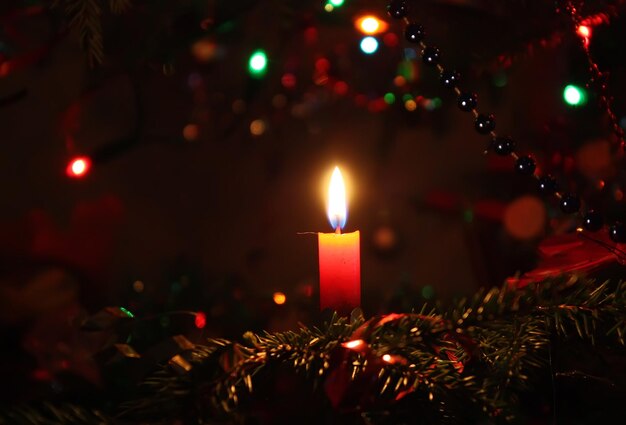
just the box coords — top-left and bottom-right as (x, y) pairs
(273, 292), (286, 305)
(361, 17), (379, 34)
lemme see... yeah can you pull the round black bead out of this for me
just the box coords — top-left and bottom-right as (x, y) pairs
(559, 193), (581, 214)
(609, 222), (626, 243)
(515, 155), (536, 175)
(458, 93), (477, 112)
(537, 175), (558, 194)
(582, 210), (604, 232)
(440, 70), (460, 89)
(387, 0), (408, 19)
(474, 114), (495, 134)
(422, 46), (440, 66)
(404, 24), (425, 44)
(491, 136), (516, 156)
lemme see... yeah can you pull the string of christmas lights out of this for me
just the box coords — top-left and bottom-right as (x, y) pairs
(386, 0), (626, 244)
(560, 0), (626, 151)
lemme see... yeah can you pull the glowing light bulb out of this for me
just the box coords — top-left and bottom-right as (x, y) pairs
(273, 292), (286, 305)
(195, 312), (206, 329)
(576, 25), (592, 46)
(355, 15), (388, 35)
(248, 50), (268, 77)
(66, 156), (91, 178)
(563, 84), (587, 107)
(359, 36), (379, 54)
(342, 339), (365, 350)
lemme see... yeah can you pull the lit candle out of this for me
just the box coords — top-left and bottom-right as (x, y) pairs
(318, 167), (361, 314)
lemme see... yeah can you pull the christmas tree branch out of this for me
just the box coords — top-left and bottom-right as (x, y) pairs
(2, 276), (625, 424)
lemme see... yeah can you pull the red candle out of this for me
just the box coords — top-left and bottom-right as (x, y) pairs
(318, 167), (361, 314)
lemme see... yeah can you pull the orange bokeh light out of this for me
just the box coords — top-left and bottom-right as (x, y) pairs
(273, 292), (286, 305)
(354, 15), (388, 35)
(342, 339), (365, 350)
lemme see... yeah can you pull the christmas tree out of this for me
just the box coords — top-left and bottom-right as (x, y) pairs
(0, 0), (625, 423)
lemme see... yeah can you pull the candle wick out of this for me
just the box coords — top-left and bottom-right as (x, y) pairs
(335, 227), (341, 234)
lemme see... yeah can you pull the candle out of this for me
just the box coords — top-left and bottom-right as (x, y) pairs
(318, 167), (361, 314)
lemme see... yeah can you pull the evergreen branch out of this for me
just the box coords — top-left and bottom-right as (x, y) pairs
(53, 0), (133, 66)
(0, 403), (110, 425)
(58, 0), (104, 66)
(3, 276), (625, 424)
(109, 0), (132, 14)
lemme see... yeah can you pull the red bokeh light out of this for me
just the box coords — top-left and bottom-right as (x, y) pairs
(333, 81), (349, 96)
(195, 312), (206, 329)
(383, 33), (399, 47)
(576, 25), (592, 47)
(281, 73), (296, 89)
(66, 156), (91, 178)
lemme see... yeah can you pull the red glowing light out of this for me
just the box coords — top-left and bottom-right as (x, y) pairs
(315, 58), (331, 72)
(195, 312), (206, 329)
(66, 156), (91, 178)
(304, 27), (318, 44)
(281, 73), (297, 89)
(576, 25), (592, 46)
(577, 25), (591, 38)
(333, 81), (349, 96)
(383, 33), (399, 47)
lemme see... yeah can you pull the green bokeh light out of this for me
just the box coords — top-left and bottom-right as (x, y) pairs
(421, 285), (435, 300)
(463, 209), (474, 223)
(384, 92), (396, 104)
(563, 84), (587, 106)
(248, 49), (268, 77)
(119, 307), (134, 318)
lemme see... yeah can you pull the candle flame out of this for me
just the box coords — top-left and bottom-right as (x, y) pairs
(327, 166), (347, 230)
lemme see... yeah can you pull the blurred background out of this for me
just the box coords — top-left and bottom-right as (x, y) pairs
(0, 0), (625, 401)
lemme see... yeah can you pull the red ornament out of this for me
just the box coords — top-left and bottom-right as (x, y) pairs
(507, 231), (623, 288)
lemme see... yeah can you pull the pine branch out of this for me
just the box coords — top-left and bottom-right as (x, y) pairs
(53, 0), (133, 66)
(109, 0), (132, 14)
(0, 403), (110, 425)
(58, 0), (104, 66)
(4, 276), (625, 424)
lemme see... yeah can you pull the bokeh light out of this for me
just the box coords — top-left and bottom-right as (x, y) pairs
(183, 124), (199, 141)
(248, 49), (268, 77)
(355, 16), (387, 35)
(563, 84), (587, 106)
(273, 292), (286, 305)
(132, 280), (144, 293)
(250, 119), (267, 136)
(360, 37), (379, 54)
(66, 156), (91, 178)
(195, 312), (206, 329)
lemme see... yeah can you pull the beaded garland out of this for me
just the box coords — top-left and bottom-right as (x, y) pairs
(386, 0), (626, 244)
